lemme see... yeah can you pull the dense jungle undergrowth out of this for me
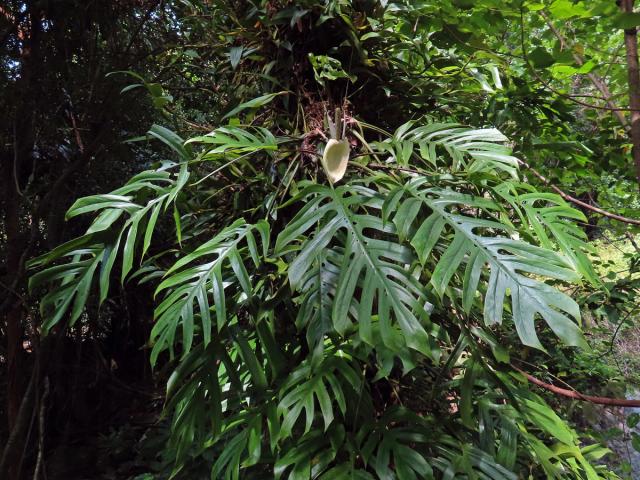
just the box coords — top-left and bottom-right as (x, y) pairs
(3, 1), (640, 479)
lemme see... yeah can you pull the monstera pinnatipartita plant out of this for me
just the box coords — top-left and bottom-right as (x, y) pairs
(27, 112), (617, 479)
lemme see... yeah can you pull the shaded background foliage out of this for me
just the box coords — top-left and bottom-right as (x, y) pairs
(2, 0), (640, 479)
(0, 1), (202, 476)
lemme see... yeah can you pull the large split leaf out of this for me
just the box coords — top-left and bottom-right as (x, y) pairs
(151, 219), (269, 364)
(372, 122), (519, 177)
(276, 184), (437, 357)
(386, 178), (586, 350)
(28, 166), (187, 333)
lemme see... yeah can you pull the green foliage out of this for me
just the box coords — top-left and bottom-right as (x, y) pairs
(29, 113), (619, 477)
(308, 54), (356, 86)
(28, 164), (188, 333)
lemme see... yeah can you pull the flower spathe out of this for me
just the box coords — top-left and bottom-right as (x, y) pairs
(321, 139), (350, 184)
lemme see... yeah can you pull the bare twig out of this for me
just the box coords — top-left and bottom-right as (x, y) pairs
(606, 306), (639, 356)
(32, 377), (49, 480)
(513, 365), (640, 407)
(68, 109), (84, 154)
(445, 20), (634, 113)
(540, 10), (628, 126)
(625, 230), (640, 252)
(516, 157), (640, 225)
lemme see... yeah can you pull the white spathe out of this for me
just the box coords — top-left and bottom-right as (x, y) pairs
(321, 139), (350, 184)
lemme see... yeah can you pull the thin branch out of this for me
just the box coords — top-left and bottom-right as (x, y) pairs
(123, 0), (161, 56)
(519, 9), (633, 114)
(566, 93), (617, 100)
(445, 19), (632, 114)
(516, 157), (640, 225)
(605, 306), (639, 356)
(625, 230), (640, 252)
(68, 109), (84, 154)
(366, 162), (422, 175)
(539, 10), (628, 126)
(513, 366), (640, 407)
(32, 377), (49, 480)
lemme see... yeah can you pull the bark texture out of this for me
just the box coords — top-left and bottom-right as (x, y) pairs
(622, 0), (640, 187)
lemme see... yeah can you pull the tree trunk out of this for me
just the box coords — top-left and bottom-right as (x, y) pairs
(2, 7), (40, 477)
(3, 160), (23, 434)
(621, 0), (640, 188)
(0, 363), (36, 480)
